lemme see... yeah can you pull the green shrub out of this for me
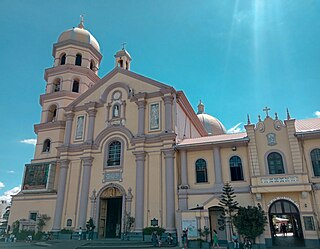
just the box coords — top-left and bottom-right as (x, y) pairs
(143, 227), (165, 235)
(60, 228), (73, 234)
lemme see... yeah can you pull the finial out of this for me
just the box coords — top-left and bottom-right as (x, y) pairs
(275, 112), (278, 120)
(197, 100), (204, 114)
(247, 114), (251, 125)
(78, 14), (85, 29)
(121, 42), (127, 50)
(263, 106), (270, 118)
(286, 108), (291, 120)
(258, 115), (261, 122)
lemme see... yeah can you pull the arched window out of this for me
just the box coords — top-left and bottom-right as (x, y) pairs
(107, 141), (121, 166)
(75, 53), (82, 66)
(311, 149), (320, 176)
(195, 159), (208, 183)
(60, 53), (66, 65)
(42, 139), (51, 152)
(118, 59), (123, 68)
(267, 152), (284, 174)
(229, 156), (244, 181)
(72, 80), (80, 93)
(47, 105), (57, 122)
(53, 79), (60, 92)
(90, 60), (95, 70)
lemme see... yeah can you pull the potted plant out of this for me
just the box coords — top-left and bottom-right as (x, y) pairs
(233, 204), (267, 249)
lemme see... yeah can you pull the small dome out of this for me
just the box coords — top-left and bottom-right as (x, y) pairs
(196, 100), (226, 136)
(58, 22), (100, 52)
(115, 49), (132, 60)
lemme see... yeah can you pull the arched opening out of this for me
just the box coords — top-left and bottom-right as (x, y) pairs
(72, 80), (80, 93)
(52, 79), (61, 92)
(118, 59), (123, 68)
(208, 206), (227, 245)
(75, 53), (82, 66)
(47, 105), (57, 122)
(98, 187), (123, 238)
(229, 156), (244, 181)
(195, 159), (208, 183)
(269, 199), (304, 247)
(60, 53), (66, 65)
(42, 139), (51, 152)
(90, 60), (95, 71)
(267, 152), (285, 174)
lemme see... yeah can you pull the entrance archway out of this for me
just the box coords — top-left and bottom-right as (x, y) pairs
(209, 206), (227, 245)
(98, 186), (123, 238)
(269, 199), (304, 247)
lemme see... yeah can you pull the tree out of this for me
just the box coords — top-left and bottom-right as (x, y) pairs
(219, 182), (239, 237)
(233, 204), (267, 243)
(37, 214), (51, 231)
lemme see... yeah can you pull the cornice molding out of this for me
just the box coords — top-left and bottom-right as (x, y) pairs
(40, 91), (79, 106)
(44, 64), (100, 83)
(52, 40), (102, 60)
(34, 121), (66, 134)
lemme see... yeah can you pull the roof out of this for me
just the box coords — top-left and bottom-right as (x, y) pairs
(295, 118), (320, 133)
(177, 132), (248, 147)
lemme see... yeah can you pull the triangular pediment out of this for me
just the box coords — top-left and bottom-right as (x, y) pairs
(69, 67), (173, 108)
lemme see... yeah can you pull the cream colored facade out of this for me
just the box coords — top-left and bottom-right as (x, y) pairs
(9, 21), (320, 248)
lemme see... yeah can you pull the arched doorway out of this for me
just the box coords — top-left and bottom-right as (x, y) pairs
(98, 187), (123, 238)
(209, 206), (227, 245)
(269, 199), (304, 247)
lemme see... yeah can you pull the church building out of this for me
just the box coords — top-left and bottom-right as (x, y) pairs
(8, 20), (320, 248)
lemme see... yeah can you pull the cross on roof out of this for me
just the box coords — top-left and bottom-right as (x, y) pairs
(263, 106), (271, 117)
(121, 42), (127, 50)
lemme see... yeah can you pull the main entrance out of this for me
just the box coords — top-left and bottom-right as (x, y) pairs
(98, 187), (123, 238)
(269, 199), (304, 247)
(209, 206), (227, 244)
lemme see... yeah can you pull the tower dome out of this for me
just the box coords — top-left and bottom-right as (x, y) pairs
(58, 18), (100, 52)
(197, 101), (226, 136)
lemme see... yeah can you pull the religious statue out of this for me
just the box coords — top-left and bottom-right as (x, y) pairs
(113, 105), (120, 117)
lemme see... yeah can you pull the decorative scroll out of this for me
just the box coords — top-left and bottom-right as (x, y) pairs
(261, 176), (299, 184)
(149, 102), (160, 130)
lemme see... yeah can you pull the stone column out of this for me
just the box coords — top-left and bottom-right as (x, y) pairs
(136, 100), (146, 136)
(52, 159), (70, 231)
(86, 109), (97, 144)
(64, 113), (74, 145)
(133, 151), (146, 232)
(162, 95), (174, 132)
(180, 150), (188, 187)
(78, 157), (94, 228)
(213, 147), (223, 184)
(164, 149), (176, 232)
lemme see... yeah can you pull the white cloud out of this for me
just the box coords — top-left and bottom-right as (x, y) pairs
(0, 182), (5, 189)
(314, 111), (320, 118)
(7, 170), (15, 174)
(20, 139), (37, 145)
(0, 186), (21, 202)
(227, 122), (244, 134)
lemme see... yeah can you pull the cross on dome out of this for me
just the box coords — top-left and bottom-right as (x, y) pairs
(121, 42), (127, 50)
(78, 14), (85, 29)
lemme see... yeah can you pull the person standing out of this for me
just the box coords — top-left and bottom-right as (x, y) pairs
(280, 223), (287, 237)
(78, 227), (83, 240)
(212, 230), (220, 249)
(232, 232), (239, 249)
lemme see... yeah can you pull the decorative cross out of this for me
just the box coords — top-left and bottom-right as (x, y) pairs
(80, 14), (85, 23)
(263, 106), (271, 117)
(121, 42), (127, 50)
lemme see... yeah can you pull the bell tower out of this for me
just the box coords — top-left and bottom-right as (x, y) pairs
(33, 18), (102, 158)
(114, 43), (131, 70)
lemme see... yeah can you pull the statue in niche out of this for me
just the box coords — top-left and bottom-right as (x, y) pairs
(75, 116), (84, 139)
(113, 104), (120, 118)
(150, 103), (159, 130)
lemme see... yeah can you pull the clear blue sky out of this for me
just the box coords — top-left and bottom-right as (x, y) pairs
(0, 0), (319, 199)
